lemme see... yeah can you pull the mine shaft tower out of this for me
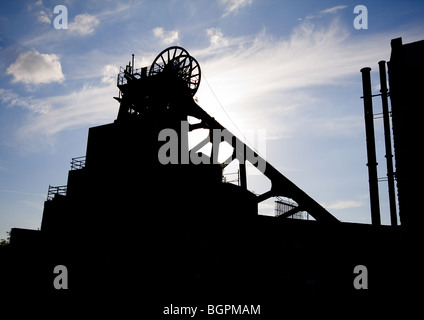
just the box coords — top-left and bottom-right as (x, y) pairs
(107, 46), (338, 224)
(40, 46), (338, 243)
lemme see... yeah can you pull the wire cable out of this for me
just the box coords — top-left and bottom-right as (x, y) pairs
(202, 72), (265, 159)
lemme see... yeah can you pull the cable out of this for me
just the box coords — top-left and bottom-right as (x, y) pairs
(202, 72), (265, 159)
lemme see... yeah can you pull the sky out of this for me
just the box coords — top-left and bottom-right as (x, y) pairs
(1, 0), (424, 239)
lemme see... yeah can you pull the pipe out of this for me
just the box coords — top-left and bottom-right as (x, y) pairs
(378, 60), (398, 226)
(361, 67), (381, 226)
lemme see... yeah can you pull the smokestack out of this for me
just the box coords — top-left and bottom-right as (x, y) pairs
(378, 60), (398, 226)
(361, 67), (381, 226)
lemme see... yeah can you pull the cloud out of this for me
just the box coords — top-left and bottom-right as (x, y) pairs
(8, 83), (117, 152)
(206, 28), (229, 47)
(152, 27), (179, 45)
(28, 0), (52, 24)
(303, 5), (348, 20)
(7, 17), (421, 154)
(101, 64), (119, 84)
(320, 5), (348, 15)
(0, 89), (49, 114)
(69, 14), (100, 36)
(322, 200), (363, 210)
(6, 50), (65, 85)
(37, 9), (51, 24)
(220, 0), (253, 17)
(193, 19), (388, 139)
(25, 84), (116, 136)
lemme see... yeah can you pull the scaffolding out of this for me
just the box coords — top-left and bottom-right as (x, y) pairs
(275, 197), (308, 220)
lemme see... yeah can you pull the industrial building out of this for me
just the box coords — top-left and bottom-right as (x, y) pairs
(2, 41), (420, 311)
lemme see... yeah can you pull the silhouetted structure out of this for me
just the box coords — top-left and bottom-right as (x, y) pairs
(40, 45), (338, 241)
(388, 38), (424, 231)
(361, 37), (424, 230)
(2, 45), (415, 313)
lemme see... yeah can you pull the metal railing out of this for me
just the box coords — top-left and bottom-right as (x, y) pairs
(46, 155), (86, 200)
(117, 66), (149, 86)
(70, 156), (86, 170)
(47, 185), (67, 201)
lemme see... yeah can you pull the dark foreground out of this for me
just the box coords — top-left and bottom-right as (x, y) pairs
(0, 217), (417, 317)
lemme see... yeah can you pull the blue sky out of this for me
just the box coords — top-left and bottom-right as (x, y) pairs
(1, 0), (424, 239)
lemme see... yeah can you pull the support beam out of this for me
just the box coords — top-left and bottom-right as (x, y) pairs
(187, 99), (339, 224)
(239, 163), (247, 190)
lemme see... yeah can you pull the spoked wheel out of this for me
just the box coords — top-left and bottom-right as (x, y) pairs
(149, 46), (201, 96)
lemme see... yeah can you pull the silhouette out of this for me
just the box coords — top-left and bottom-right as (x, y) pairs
(2, 42), (419, 313)
(388, 38), (424, 232)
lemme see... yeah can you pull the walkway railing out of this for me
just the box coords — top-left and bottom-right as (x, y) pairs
(47, 185), (67, 201)
(70, 156), (86, 170)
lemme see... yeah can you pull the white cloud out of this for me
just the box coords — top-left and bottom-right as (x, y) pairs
(206, 28), (229, 47)
(6, 83), (117, 152)
(6, 50), (65, 85)
(320, 5), (348, 15)
(193, 19), (387, 139)
(0, 89), (49, 114)
(6, 17), (422, 155)
(220, 0), (253, 17)
(152, 27), (179, 45)
(304, 5), (348, 20)
(37, 9), (51, 24)
(28, 0), (52, 24)
(101, 64), (119, 84)
(322, 200), (363, 210)
(69, 14), (100, 36)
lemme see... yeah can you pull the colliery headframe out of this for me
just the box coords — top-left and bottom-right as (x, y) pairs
(2, 40), (421, 308)
(111, 45), (339, 223)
